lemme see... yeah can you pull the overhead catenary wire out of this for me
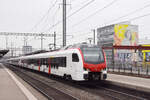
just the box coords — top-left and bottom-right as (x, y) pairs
(40, 7), (60, 33)
(68, 0), (91, 13)
(42, 0), (150, 46)
(43, 0), (95, 32)
(70, 2), (150, 36)
(105, 3), (150, 24)
(56, 30), (92, 43)
(73, 13), (150, 40)
(128, 13), (150, 21)
(69, 13), (150, 45)
(68, 32), (92, 43)
(87, 3), (150, 30)
(57, 31), (92, 44)
(31, 0), (58, 32)
(71, 0), (118, 28)
(67, 0), (95, 18)
(72, 1), (150, 42)
(103, 13), (150, 27)
(63, 0), (118, 42)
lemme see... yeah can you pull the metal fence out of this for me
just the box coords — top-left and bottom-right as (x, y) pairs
(103, 46), (150, 77)
(107, 60), (150, 76)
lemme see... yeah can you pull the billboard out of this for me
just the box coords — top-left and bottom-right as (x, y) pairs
(114, 24), (138, 46)
(113, 24), (138, 61)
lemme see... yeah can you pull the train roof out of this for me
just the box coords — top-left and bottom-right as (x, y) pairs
(24, 50), (49, 56)
(61, 43), (99, 50)
(9, 47), (80, 60)
(8, 43), (101, 61)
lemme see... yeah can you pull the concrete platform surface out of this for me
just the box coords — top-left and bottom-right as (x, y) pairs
(107, 73), (150, 93)
(0, 63), (46, 100)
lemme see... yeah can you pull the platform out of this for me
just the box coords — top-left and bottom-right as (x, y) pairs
(0, 63), (47, 100)
(107, 73), (150, 93)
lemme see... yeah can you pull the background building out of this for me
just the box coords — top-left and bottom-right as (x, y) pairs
(97, 24), (138, 67)
(97, 24), (138, 46)
(22, 46), (32, 54)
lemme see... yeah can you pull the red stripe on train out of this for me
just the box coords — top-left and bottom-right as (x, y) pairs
(38, 60), (40, 71)
(48, 58), (51, 74)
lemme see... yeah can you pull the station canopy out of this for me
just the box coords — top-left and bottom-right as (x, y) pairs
(0, 50), (9, 58)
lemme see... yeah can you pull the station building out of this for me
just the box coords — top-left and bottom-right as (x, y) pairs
(138, 39), (150, 66)
(97, 23), (138, 66)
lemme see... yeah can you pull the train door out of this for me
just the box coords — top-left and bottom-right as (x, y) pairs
(43, 58), (47, 73)
(43, 58), (49, 74)
(71, 53), (81, 80)
(41, 58), (45, 72)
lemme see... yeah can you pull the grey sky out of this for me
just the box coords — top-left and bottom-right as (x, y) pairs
(0, 0), (150, 51)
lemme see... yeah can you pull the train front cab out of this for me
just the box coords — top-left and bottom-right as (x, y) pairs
(83, 64), (107, 81)
(81, 47), (107, 81)
(70, 48), (107, 81)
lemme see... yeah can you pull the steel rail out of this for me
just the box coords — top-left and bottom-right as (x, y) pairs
(95, 85), (147, 100)
(7, 65), (78, 100)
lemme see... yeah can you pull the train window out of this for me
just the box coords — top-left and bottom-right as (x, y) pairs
(56, 64), (59, 69)
(27, 59), (32, 65)
(42, 58), (48, 65)
(62, 57), (66, 67)
(72, 53), (79, 62)
(39, 59), (42, 66)
(32, 59), (39, 66)
(59, 57), (66, 67)
(49, 57), (66, 67)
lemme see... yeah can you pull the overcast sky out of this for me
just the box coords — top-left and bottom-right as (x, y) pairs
(0, 0), (150, 51)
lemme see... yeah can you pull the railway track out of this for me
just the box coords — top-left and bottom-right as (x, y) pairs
(94, 85), (147, 100)
(99, 81), (150, 100)
(5, 64), (150, 100)
(77, 80), (150, 100)
(6, 64), (79, 100)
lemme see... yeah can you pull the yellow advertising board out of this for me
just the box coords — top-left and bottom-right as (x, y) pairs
(114, 24), (138, 46)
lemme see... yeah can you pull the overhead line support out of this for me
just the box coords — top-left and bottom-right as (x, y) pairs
(63, 0), (66, 47)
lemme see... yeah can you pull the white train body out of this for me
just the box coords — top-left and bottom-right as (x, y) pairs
(8, 44), (107, 81)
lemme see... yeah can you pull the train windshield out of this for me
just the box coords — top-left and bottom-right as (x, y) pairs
(81, 47), (104, 64)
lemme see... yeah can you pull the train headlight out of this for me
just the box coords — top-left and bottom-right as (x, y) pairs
(102, 68), (107, 74)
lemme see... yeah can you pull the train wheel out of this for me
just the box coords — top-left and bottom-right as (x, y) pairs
(63, 74), (72, 80)
(63, 74), (67, 80)
(67, 75), (72, 80)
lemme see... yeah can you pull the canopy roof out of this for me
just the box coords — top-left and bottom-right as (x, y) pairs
(0, 50), (9, 58)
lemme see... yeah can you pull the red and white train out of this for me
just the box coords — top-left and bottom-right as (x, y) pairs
(8, 44), (107, 81)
